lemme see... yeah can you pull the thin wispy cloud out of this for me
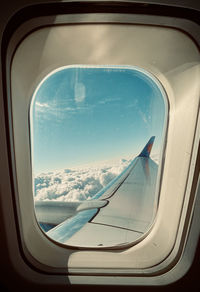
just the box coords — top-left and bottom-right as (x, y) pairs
(98, 97), (120, 105)
(36, 102), (50, 108)
(35, 99), (92, 118)
(35, 102), (50, 113)
(139, 109), (148, 125)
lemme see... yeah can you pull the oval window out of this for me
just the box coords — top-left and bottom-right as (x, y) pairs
(30, 65), (168, 248)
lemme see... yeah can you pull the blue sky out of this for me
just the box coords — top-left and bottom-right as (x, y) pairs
(30, 66), (167, 174)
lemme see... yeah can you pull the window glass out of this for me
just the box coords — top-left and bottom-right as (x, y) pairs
(30, 65), (167, 248)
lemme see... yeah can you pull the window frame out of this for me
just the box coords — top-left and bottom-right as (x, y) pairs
(30, 64), (169, 249)
(5, 7), (200, 285)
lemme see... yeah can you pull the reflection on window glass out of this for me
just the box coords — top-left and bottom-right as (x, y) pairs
(30, 65), (167, 248)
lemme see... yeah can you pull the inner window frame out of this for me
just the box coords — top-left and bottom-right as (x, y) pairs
(30, 64), (169, 249)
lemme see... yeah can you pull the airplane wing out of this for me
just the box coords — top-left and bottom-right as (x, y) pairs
(44, 136), (159, 248)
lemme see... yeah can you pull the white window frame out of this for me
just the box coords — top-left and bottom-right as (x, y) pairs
(7, 12), (200, 285)
(30, 63), (168, 248)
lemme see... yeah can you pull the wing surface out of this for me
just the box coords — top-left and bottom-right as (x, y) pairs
(47, 137), (159, 248)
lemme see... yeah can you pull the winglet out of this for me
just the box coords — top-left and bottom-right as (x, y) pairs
(138, 136), (155, 158)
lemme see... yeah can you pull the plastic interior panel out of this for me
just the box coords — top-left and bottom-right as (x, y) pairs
(9, 13), (200, 279)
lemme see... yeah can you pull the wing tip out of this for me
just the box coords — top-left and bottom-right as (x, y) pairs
(138, 136), (155, 158)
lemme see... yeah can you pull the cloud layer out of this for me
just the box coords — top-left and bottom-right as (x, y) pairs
(34, 159), (131, 202)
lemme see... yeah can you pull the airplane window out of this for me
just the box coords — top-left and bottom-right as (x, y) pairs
(30, 65), (167, 248)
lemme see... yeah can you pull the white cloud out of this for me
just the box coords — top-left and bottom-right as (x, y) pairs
(35, 102), (50, 113)
(36, 102), (50, 108)
(34, 159), (131, 202)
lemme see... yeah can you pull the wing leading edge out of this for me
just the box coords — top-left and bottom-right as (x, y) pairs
(46, 136), (159, 248)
